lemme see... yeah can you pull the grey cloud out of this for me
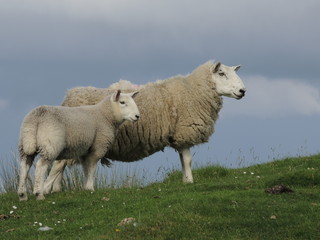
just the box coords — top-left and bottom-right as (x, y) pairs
(1, 0), (319, 73)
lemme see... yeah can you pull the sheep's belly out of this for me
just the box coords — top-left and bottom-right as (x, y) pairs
(56, 144), (91, 160)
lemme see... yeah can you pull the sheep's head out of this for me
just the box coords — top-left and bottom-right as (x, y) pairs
(211, 62), (246, 100)
(112, 90), (140, 122)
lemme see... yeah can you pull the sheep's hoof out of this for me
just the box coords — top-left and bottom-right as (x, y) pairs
(19, 193), (28, 201)
(84, 186), (95, 191)
(35, 193), (45, 200)
(182, 178), (194, 184)
(51, 187), (62, 193)
(43, 188), (51, 195)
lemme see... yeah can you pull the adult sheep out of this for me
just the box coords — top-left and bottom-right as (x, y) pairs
(18, 90), (140, 200)
(45, 61), (246, 193)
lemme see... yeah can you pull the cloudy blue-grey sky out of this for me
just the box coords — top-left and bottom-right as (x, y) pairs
(1, 0), (320, 181)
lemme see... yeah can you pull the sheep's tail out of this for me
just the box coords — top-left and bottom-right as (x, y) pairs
(19, 119), (38, 156)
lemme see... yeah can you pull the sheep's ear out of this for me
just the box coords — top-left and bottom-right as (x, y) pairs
(112, 90), (121, 102)
(212, 62), (221, 73)
(131, 91), (139, 98)
(234, 65), (241, 71)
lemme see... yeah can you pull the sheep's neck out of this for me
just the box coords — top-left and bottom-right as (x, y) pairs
(99, 98), (123, 127)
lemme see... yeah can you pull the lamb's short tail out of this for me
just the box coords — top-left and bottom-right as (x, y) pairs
(20, 120), (38, 156)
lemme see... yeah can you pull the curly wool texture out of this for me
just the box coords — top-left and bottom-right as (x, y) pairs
(62, 61), (223, 162)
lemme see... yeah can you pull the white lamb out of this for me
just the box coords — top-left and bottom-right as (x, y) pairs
(18, 90), (140, 201)
(45, 61), (246, 193)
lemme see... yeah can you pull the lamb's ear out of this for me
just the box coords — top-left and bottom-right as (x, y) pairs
(130, 91), (139, 98)
(112, 90), (121, 102)
(234, 65), (241, 71)
(212, 62), (221, 73)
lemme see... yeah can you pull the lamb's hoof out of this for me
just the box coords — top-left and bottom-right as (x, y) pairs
(35, 193), (45, 200)
(19, 193), (28, 201)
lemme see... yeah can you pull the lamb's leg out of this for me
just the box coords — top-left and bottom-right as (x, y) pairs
(179, 148), (194, 183)
(44, 160), (67, 194)
(34, 158), (50, 200)
(82, 156), (99, 191)
(18, 155), (34, 201)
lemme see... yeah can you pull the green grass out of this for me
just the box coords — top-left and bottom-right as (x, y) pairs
(1, 154), (320, 239)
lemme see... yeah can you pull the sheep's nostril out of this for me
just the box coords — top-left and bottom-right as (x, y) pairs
(239, 89), (246, 96)
(135, 115), (140, 119)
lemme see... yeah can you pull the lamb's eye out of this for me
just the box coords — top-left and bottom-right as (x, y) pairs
(219, 72), (225, 76)
(120, 101), (125, 105)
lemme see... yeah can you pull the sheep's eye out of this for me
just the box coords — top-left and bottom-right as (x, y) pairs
(219, 72), (225, 76)
(120, 101), (125, 104)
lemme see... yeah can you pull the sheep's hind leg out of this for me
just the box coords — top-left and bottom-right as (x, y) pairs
(179, 148), (194, 183)
(34, 158), (50, 200)
(18, 155), (34, 201)
(44, 160), (67, 194)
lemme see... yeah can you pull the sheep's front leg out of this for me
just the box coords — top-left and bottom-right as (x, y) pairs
(179, 148), (194, 183)
(18, 155), (34, 201)
(82, 156), (99, 191)
(34, 158), (50, 200)
(44, 160), (67, 194)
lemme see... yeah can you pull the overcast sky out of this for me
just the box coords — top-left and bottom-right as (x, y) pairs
(1, 0), (320, 181)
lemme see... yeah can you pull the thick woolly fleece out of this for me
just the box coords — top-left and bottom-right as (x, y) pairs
(61, 61), (222, 162)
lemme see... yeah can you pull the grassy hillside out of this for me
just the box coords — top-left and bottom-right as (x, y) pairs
(1, 154), (320, 239)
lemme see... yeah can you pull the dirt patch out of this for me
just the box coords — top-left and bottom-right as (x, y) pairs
(265, 184), (294, 194)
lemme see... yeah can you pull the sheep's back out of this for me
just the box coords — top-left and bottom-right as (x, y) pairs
(62, 87), (110, 107)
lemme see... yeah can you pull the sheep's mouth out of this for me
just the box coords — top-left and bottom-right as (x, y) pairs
(233, 92), (245, 100)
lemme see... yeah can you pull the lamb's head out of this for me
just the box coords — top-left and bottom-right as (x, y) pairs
(111, 90), (140, 122)
(211, 62), (246, 100)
